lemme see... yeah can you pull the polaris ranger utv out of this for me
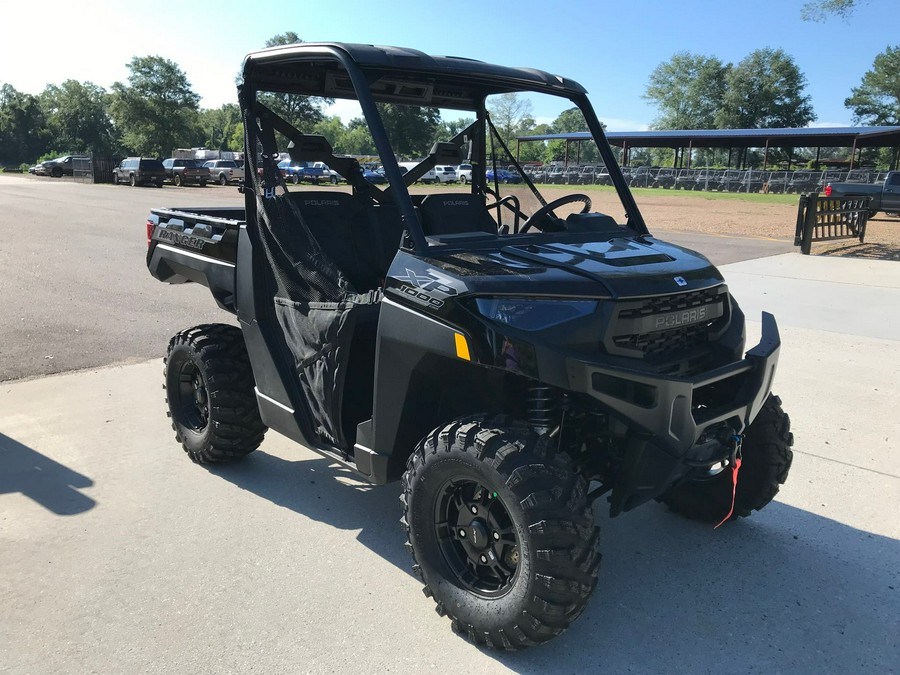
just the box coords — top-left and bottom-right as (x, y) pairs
(147, 42), (793, 649)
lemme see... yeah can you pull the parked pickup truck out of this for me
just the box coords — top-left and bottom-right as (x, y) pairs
(161, 158), (210, 187)
(311, 161), (340, 184)
(203, 159), (245, 185)
(826, 170), (900, 217)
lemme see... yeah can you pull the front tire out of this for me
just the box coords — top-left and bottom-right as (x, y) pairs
(402, 416), (600, 650)
(662, 394), (793, 523)
(164, 324), (266, 463)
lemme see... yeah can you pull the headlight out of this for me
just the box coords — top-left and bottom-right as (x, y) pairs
(474, 297), (598, 331)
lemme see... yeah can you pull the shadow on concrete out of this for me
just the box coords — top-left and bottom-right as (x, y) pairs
(815, 241), (900, 261)
(0, 432), (96, 515)
(211, 451), (898, 672)
(209, 451), (407, 570)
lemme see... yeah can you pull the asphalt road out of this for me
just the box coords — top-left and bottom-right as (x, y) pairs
(0, 175), (793, 382)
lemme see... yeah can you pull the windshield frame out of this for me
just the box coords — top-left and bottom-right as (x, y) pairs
(241, 43), (649, 254)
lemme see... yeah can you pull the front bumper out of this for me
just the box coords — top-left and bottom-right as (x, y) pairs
(566, 312), (781, 514)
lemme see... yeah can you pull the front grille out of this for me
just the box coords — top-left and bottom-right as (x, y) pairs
(617, 286), (723, 320)
(606, 286), (729, 363)
(613, 321), (711, 356)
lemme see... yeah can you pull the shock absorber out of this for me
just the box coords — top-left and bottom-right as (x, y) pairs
(526, 385), (558, 435)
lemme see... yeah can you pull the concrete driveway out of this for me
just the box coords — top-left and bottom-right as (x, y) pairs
(2, 251), (898, 673)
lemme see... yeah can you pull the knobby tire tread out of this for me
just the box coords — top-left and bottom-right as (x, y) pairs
(164, 323), (266, 463)
(401, 414), (601, 650)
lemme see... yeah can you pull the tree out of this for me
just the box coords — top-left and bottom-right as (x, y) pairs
(801, 0), (862, 21)
(716, 48), (816, 129)
(438, 117), (476, 141)
(0, 84), (50, 165)
(258, 32), (330, 132)
(198, 104), (242, 152)
(486, 93), (534, 146)
(644, 52), (729, 130)
(845, 45), (900, 126)
(108, 56), (201, 156)
(517, 122), (551, 163)
(40, 80), (116, 155)
(338, 117), (376, 156)
(377, 103), (441, 157)
(312, 115), (347, 151)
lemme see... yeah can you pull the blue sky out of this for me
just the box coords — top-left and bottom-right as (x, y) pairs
(1, 0), (894, 130)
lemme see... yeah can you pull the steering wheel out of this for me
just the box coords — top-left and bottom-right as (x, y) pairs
(520, 194), (592, 233)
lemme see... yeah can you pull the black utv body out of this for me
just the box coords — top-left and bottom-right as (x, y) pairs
(148, 42), (793, 649)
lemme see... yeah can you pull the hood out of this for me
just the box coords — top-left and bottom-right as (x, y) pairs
(496, 237), (724, 299)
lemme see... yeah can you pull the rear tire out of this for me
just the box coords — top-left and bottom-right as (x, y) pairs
(173, 174), (182, 187)
(219, 174), (228, 186)
(402, 416), (600, 650)
(164, 324), (266, 464)
(129, 174), (137, 187)
(661, 394), (793, 523)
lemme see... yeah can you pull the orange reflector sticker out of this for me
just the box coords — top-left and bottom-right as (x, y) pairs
(454, 333), (471, 361)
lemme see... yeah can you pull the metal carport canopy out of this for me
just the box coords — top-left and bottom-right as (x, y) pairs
(518, 126), (900, 149)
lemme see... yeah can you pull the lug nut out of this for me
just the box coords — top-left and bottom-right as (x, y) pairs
(493, 531), (500, 540)
(480, 555), (488, 564)
(458, 529), (466, 538)
(470, 505), (478, 515)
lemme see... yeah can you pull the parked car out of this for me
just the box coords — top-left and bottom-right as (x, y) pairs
(112, 157), (166, 187)
(545, 166), (565, 184)
(653, 168), (676, 189)
(362, 168), (386, 184)
(161, 158), (210, 186)
(486, 168), (522, 184)
(434, 165), (458, 183)
(202, 159), (245, 185)
(312, 161), (342, 184)
(40, 155), (88, 178)
(827, 170), (900, 217)
(398, 161), (438, 183)
(456, 163), (473, 184)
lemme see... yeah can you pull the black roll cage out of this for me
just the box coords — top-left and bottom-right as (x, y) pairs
(239, 42), (649, 255)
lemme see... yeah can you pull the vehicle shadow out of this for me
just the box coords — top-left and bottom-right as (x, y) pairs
(0, 432), (96, 515)
(208, 451), (898, 672)
(497, 504), (899, 673)
(208, 450), (408, 570)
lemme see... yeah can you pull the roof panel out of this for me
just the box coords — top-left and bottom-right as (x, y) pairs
(518, 127), (900, 148)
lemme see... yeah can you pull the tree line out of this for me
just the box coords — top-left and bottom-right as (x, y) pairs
(1, 28), (898, 170)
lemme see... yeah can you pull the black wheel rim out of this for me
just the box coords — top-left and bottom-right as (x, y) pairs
(175, 359), (209, 431)
(434, 478), (519, 597)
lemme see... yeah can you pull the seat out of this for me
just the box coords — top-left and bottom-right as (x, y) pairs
(285, 191), (383, 292)
(418, 193), (497, 237)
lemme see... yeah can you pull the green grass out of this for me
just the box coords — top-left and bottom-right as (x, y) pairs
(535, 183), (800, 205)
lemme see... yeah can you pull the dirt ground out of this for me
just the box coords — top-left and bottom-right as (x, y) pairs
(559, 189), (900, 261)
